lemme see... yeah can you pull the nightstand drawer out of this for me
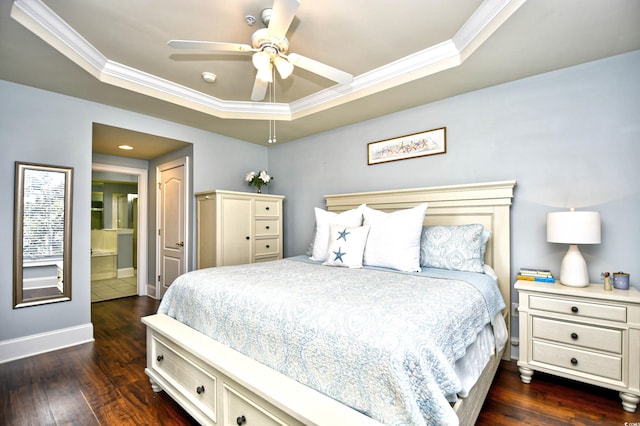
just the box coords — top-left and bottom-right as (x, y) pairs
(529, 295), (626, 322)
(532, 317), (622, 354)
(532, 340), (622, 381)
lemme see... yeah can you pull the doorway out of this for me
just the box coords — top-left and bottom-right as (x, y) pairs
(91, 163), (148, 302)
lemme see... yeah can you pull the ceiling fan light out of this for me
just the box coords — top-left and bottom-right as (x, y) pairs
(252, 51), (271, 71)
(274, 56), (294, 79)
(256, 63), (273, 83)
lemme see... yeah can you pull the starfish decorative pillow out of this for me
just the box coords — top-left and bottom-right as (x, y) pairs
(309, 205), (365, 262)
(323, 225), (371, 268)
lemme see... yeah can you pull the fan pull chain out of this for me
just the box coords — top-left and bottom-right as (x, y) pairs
(268, 66), (277, 144)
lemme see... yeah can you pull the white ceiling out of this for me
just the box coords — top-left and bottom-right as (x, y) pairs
(1, 0), (639, 154)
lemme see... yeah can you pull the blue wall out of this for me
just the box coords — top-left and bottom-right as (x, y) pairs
(268, 51), (640, 338)
(1, 49), (638, 358)
(0, 81), (267, 354)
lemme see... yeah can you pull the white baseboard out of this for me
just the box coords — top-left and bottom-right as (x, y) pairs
(146, 283), (158, 299)
(510, 338), (520, 360)
(0, 323), (94, 364)
(117, 267), (135, 278)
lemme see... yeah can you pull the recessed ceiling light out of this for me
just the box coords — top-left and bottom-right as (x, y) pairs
(202, 72), (216, 83)
(118, 145), (134, 150)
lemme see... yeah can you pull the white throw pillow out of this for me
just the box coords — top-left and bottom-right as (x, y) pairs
(362, 203), (428, 272)
(309, 205), (365, 262)
(323, 225), (371, 268)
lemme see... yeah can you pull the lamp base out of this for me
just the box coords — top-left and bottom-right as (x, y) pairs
(559, 244), (590, 287)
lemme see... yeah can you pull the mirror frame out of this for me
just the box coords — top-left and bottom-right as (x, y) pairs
(14, 162), (73, 308)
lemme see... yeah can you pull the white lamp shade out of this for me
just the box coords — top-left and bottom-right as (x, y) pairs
(547, 209), (601, 287)
(547, 210), (601, 244)
(256, 63), (273, 83)
(274, 56), (294, 79)
(252, 51), (270, 71)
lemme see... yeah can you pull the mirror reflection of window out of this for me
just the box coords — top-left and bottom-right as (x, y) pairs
(14, 162), (72, 308)
(23, 169), (66, 262)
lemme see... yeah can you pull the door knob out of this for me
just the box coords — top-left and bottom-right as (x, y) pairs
(176, 242), (184, 247)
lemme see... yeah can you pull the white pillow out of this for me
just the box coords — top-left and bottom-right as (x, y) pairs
(309, 205), (365, 261)
(323, 225), (371, 268)
(362, 203), (428, 272)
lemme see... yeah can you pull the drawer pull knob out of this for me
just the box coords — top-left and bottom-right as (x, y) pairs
(246, 236), (250, 240)
(196, 385), (205, 395)
(265, 206), (270, 210)
(266, 245), (270, 248)
(236, 415), (247, 425)
(266, 226), (270, 229)
(570, 357), (578, 365)
(571, 332), (578, 340)
(571, 306), (579, 313)
(156, 355), (164, 362)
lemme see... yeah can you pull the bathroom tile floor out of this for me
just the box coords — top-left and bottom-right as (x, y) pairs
(91, 276), (137, 302)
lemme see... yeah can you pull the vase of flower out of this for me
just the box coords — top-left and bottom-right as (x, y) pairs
(245, 170), (272, 194)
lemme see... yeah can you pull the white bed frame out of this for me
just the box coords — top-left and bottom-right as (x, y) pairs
(143, 180), (516, 426)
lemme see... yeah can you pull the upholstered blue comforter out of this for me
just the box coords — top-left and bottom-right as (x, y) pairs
(158, 256), (505, 426)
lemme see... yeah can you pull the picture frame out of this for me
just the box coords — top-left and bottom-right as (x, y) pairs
(367, 127), (446, 165)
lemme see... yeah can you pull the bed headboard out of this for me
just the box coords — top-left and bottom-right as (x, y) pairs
(324, 180), (516, 360)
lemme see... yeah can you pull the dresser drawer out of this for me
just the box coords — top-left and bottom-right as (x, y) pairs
(255, 200), (280, 217)
(529, 295), (627, 322)
(532, 340), (622, 381)
(152, 336), (218, 420)
(532, 317), (622, 354)
(254, 238), (280, 257)
(254, 219), (280, 237)
(223, 382), (303, 426)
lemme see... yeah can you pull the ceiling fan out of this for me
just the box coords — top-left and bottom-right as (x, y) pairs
(167, 0), (353, 101)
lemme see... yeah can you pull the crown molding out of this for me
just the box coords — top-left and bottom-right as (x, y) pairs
(11, 0), (526, 122)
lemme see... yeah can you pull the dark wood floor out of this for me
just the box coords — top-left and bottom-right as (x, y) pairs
(1, 296), (638, 425)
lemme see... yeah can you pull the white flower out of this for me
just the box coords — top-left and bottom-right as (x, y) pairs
(245, 171), (256, 182)
(259, 171), (271, 183)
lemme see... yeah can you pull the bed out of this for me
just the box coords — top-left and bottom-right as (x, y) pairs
(143, 180), (516, 426)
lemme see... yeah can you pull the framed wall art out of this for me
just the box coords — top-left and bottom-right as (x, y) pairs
(367, 127), (446, 165)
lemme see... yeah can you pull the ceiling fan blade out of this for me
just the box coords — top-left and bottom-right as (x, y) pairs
(267, 0), (300, 39)
(286, 53), (353, 85)
(168, 40), (254, 53)
(250, 76), (269, 101)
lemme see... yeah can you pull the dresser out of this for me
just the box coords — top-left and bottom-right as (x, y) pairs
(515, 280), (640, 412)
(196, 190), (284, 268)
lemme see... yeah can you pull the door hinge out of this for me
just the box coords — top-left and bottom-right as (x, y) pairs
(158, 228), (161, 236)
(158, 182), (162, 190)
(158, 275), (161, 282)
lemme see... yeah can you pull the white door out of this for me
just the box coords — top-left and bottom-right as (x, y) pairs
(158, 159), (187, 298)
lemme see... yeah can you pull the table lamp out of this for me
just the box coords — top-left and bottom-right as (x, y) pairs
(547, 209), (601, 287)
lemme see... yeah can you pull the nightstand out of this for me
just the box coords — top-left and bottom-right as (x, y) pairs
(515, 280), (640, 412)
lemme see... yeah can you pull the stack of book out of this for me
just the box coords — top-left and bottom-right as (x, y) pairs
(517, 268), (555, 283)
